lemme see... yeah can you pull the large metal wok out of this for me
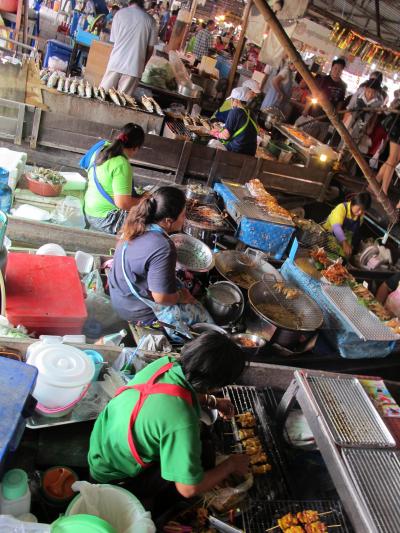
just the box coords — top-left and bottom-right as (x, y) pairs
(246, 280), (323, 347)
(214, 250), (282, 290)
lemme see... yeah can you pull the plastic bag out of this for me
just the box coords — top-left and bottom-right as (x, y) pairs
(141, 56), (176, 90)
(69, 481), (156, 533)
(168, 50), (191, 86)
(51, 196), (86, 229)
(0, 516), (50, 532)
(203, 466), (253, 513)
(83, 269), (105, 295)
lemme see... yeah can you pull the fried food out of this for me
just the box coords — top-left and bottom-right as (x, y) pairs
(310, 247), (331, 268)
(304, 521), (328, 533)
(367, 301), (392, 321)
(273, 282), (300, 300)
(238, 429), (255, 440)
(235, 412), (256, 428)
(278, 513), (299, 529)
(297, 510), (320, 524)
(247, 179), (292, 221)
(256, 303), (300, 329)
(321, 261), (354, 285)
(349, 282), (374, 302)
(386, 318), (400, 334)
(226, 270), (256, 289)
(251, 463), (272, 474)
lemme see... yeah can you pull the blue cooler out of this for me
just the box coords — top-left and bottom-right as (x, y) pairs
(76, 27), (99, 46)
(43, 39), (73, 68)
(0, 359), (37, 473)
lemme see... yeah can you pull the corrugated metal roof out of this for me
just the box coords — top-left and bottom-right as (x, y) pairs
(309, 0), (400, 51)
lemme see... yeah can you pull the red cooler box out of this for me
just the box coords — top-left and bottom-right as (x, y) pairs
(6, 253), (87, 335)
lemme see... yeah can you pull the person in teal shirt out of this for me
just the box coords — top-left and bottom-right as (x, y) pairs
(83, 123), (145, 234)
(88, 331), (249, 516)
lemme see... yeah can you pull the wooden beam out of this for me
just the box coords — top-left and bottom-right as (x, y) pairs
(375, 0), (381, 38)
(253, 0), (397, 224)
(225, 0), (253, 98)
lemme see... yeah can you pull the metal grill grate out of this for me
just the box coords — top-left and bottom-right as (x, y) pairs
(322, 285), (400, 341)
(242, 499), (351, 533)
(222, 385), (290, 500)
(302, 374), (396, 448)
(342, 448), (400, 533)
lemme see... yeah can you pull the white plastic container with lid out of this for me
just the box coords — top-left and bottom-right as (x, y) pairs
(0, 147), (27, 190)
(0, 469), (31, 517)
(26, 341), (95, 409)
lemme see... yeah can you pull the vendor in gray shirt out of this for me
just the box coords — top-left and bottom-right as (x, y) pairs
(108, 187), (196, 324)
(100, 0), (157, 96)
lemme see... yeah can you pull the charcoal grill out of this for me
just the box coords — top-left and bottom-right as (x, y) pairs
(221, 385), (291, 501)
(184, 204), (234, 247)
(243, 499), (350, 533)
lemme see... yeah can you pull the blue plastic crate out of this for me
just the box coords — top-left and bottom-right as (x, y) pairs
(0, 358), (37, 473)
(43, 39), (73, 68)
(75, 27), (99, 47)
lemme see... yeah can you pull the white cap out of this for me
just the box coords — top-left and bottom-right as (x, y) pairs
(227, 86), (250, 102)
(242, 79), (261, 93)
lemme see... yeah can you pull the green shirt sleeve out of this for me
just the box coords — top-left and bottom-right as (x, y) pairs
(160, 423), (204, 485)
(110, 156), (133, 196)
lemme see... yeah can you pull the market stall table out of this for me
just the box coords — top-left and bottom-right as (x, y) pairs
(139, 82), (201, 113)
(214, 180), (295, 259)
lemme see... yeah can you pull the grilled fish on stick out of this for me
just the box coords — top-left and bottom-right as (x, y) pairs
(249, 452), (267, 464)
(245, 444), (263, 456)
(238, 429), (255, 440)
(236, 412), (256, 427)
(242, 437), (261, 448)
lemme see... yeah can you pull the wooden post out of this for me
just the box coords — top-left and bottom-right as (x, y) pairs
(14, 0), (23, 45)
(252, 0), (397, 224)
(225, 0), (252, 98)
(180, 0), (199, 52)
(167, 20), (189, 51)
(22, 0), (29, 45)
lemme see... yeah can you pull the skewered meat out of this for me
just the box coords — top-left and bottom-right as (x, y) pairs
(273, 282), (300, 300)
(249, 452), (267, 464)
(304, 521), (328, 533)
(252, 463), (272, 474)
(235, 412), (256, 428)
(238, 429), (255, 440)
(245, 445), (263, 456)
(241, 437), (261, 448)
(297, 511), (320, 524)
(278, 513), (299, 529)
(285, 527), (305, 533)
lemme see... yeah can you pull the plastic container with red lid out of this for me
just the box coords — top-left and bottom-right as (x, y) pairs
(6, 254), (87, 336)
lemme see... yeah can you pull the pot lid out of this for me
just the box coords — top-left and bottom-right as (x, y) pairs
(27, 344), (95, 388)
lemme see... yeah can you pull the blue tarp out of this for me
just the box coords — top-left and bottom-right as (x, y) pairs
(281, 258), (395, 359)
(214, 182), (295, 260)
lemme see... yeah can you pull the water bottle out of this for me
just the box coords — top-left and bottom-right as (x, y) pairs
(0, 168), (12, 214)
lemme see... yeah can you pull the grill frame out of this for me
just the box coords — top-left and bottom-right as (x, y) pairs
(342, 448), (400, 533)
(299, 373), (396, 448)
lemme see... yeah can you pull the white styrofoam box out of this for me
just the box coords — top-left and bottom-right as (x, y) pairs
(0, 148), (27, 190)
(60, 172), (87, 191)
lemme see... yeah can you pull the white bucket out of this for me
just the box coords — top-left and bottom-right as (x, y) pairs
(26, 341), (95, 408)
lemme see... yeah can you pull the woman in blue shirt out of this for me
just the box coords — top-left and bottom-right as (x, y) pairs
(210, 86), (258, 156)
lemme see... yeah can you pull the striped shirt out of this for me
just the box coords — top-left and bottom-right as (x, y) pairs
(193, 29), (213, 61)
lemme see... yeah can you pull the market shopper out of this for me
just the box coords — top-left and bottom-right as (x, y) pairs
(261, 61), (296, 119)
(88, 332), (248, 514)
(83, 123), (145, 234)
(375, 101), (400, 196)
(108, 187), (212, 325)
(193, 19), (215, 63)
(210, 86), (258, 156)
(100, 0), (157, 95)
(212, 79), (261, 122)
(300, 58), (347, 142)
(323, 192), (371, 258)
(377, 273), (400, 313)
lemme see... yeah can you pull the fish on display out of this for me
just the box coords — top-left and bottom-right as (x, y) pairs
(47, 71), (59, 88)
(93, 86), (99, 98)
(63, 77), (71, 93)
(116, 91), (126, 106)
(141, 95), (154, 113)
(85, 81), (92, 98)
(98, 87), (107, 101)
(57, 77), (64, 92)
(124, 93), (139, 109)
(109, 87), (121, 106)
(40, 71), (50, 84)
(39, 68), (47, 77)
(78, 81), (85, 97)
(69, 78), (78, 95)
(149, 97), (163, 115)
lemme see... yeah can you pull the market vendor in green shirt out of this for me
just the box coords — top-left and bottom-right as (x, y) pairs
(88, 332), (249, 514)
(83, 123), (145, 234)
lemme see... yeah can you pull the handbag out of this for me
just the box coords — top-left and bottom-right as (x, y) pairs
(121, 241), (214, 342)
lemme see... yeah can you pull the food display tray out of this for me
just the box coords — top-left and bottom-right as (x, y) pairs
(322, 285), (400, 341)
(299, 373), (396, 448)
(342, 448), (400, 533)
(221, 181), (294, 227)
(26, 382), (110, 429)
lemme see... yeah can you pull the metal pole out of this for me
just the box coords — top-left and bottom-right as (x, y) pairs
(252, 0), (397, 224)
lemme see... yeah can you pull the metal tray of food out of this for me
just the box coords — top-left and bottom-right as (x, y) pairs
(322, 285), (400, 341)
(342, 448), (400, 533)
(297, 372), (396, 448)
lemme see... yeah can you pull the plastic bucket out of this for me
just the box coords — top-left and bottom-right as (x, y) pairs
(66, 484), (155, 533)
(84, 350), (104, 382)
(52, 514), (116, 532)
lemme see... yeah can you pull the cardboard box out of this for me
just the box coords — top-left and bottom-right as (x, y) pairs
(85, 40), (113, 87)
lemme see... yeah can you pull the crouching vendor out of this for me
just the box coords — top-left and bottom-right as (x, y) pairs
(323, 192), (371, 258)
(82, 123), (145, 234)
(88, 332), (249, 515)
